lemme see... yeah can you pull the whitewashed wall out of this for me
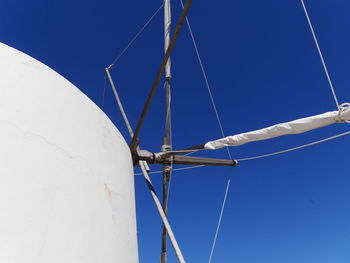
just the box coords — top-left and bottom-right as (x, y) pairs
(0, 43), (138, 263)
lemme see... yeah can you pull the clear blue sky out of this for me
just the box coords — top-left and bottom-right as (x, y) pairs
(1, 0), (350, 262)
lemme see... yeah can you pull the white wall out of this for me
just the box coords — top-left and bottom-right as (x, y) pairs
(0, 43), (138, 263)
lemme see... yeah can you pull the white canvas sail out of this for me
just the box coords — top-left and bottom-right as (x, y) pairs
(205, 107), (350, 150)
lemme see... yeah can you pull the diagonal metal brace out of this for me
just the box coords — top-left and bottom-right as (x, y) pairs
(129, 0), (193, 153)
(139, 160), (186, 263)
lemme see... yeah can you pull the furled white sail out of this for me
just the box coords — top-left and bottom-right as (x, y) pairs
(204, 106), (350, 150)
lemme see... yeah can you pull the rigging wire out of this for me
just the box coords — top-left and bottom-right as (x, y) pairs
(301, 0), (340, 109)
(134, 165), (205, 176)
(108, 3), (164, 68)
(178, 0), (232, 261)
(164, 80), (174, 205)
(208, 180), (231, 263)
(167, 93), (174, 199)
(237, 129), (350, 161)
(183, 150), (199, 156)
(161, 79), (174, 261)
(179, 0), (231, 161)
(207, 179), (231, 263)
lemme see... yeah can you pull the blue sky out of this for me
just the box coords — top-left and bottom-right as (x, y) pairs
(1, 0), (350, 262)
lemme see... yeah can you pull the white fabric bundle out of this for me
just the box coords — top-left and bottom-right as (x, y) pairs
(204, 105), (350, 150)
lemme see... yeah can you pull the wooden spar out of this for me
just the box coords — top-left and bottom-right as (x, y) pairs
(161, 0), (172, 262)
(129, 0), (193, 153)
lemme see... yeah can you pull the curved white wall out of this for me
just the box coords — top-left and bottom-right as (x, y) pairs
(0, 43), (138, 263)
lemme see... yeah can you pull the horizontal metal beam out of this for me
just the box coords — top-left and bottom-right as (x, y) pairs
(172, 156), (237, 166)
(136, 150), (238, 167)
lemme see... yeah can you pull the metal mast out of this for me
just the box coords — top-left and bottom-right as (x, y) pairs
(161, 0), (172, 262)
(106, 1), (238, 261)
(104, 1), (239, 262)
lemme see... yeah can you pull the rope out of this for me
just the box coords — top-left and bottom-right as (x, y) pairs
(167, 156), (174, 198)
(339, 103), (350, 124)
(208, 179), (231, 263)
(134, 165), (205, 176)
(237, 129), (350, 161)
(166, 80), (174, 202)
(178, 0), (233, 261)
(183, 150), (199, 156)
(158, 149), (200, 156)
(108, 3), (164, 68)
(179, 0), (232, 161)
(301, 0), (340, 109)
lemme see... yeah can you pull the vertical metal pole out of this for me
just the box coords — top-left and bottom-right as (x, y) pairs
(161, 1), (172, 263)
(161, 82), (171, 263)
